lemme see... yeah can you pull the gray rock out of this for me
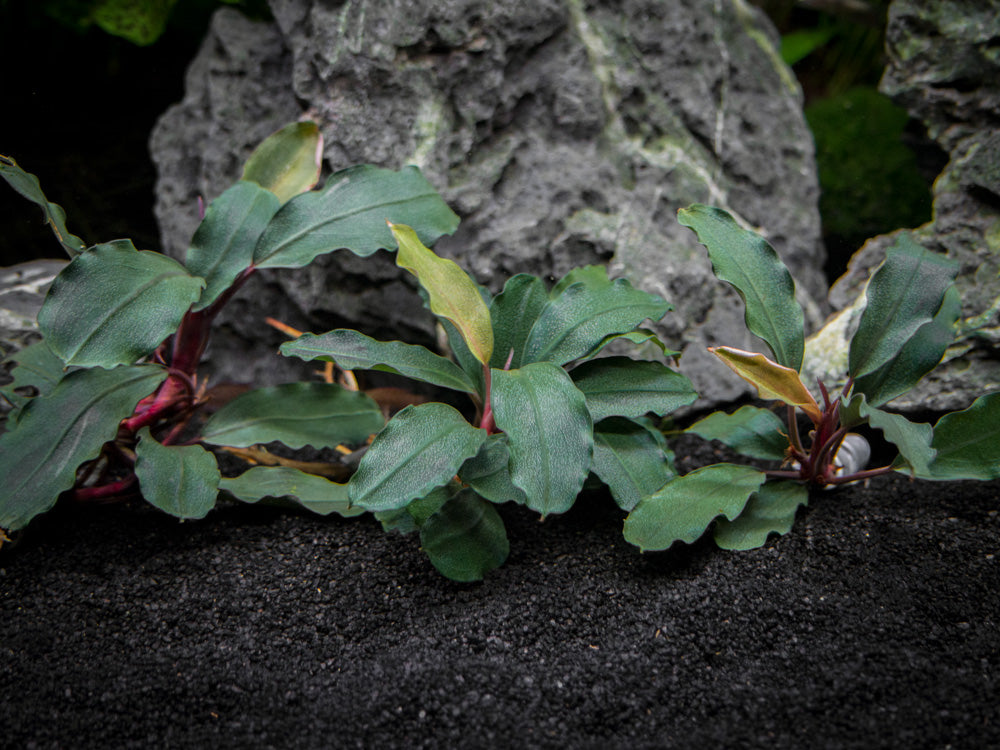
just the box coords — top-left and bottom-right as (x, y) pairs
(150, 1), (825, 405)
(812, 0), (1000, 412)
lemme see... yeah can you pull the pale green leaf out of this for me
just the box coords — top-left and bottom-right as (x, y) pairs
(710, 346), (822, 422)
(242, 121), (323, 204)
(220, 466), (363, 517)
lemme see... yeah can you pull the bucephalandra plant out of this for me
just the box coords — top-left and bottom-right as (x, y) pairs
(278, 223), (698, 580)
(623, 205), (1000, 554)
(0, 121), (460, 538)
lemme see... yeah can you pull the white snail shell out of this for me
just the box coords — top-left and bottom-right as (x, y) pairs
(832, 433), (871, 478)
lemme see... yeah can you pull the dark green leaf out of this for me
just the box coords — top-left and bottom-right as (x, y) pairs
(581, 329), (681, 362)
(241, 121), (323, 204)
(523, 278), (670, 366)
(253, 165), (459, 268)
(0, 365), (167, 531)
(842, 394), (935, 475)
(458, 434), (527, 505)
(570, 356), (696, 421)
(848, 234), (959, 379)
(200, 382), (383, 449)
(623, 463), (766, 551)
(185, 181), (280, 310)
(0, 154), (86, 257)
(220, 466), (363, 517)
(135, 429), (220, 519)
(713, 480), (808, 550)
(678, 204), (805, 371)
(0, 339), (67, 417)
(916, 392), (1000, 481)
(489, 273), (549, 369)
(420, 489), (510, 582)
(549, 265), (613, 298)
(687, 405), (789, 461)
(592, 417), (676, 512)
(490, 362), (594, 516)
(348, 403), (486, 512)
(37, 240), (206, 367)
(281, 329), (477, 393)
(853, 284), (960, 406)
(374, 485), (454, 534)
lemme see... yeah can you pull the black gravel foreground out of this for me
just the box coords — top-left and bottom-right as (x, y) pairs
(2, 441), (998, 749)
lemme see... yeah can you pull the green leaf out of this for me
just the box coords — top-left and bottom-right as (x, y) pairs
(842, 394), (935, 475)
(391, 223), (494, 366)
(710, 346), (822, 422)
(623, 463), (766, 551)
(374, 485), (454, 535)
(185, 181), (281, 310)
(570, 356), (697, 421)
(523, 278), (670, 366)
(678, 204), (805, 371)
(37, 240), (206, 367)
(241, 121), (323, 204)
(549, 265), (614, 298)
(253, 164), (459, 268)
(458, 434), (527, 505)
(592, 417), (676, 512)
(200, 382), (383, 449)
(580, 328), (681, 363)
(0, 154), (86, 257)
(848, 234), (959, 379)
(420, 489), (510, 581)
(490, 362), (594, 516)
(780, 26), (836, 65)
(915, 392), (1000, 481)
(687, 405), (789, 461)
(853, 284), (960, 406)
(281, 329), (477, 393)
(0, 365), (167, 531)
(220, 466), (363, 517)
(0, 339), (67, 417)
(91, 0), (177, 45)
(489, 273), (549, 369)
(713, 480), (809, 550)
(349, 403), (486, 512)
(134, 429), (220, 519)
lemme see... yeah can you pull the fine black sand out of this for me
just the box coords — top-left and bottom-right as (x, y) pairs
(2, 439), (998, 749)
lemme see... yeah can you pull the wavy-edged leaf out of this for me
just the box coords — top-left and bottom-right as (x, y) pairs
(549, 265), (613, 298)
(623, 463), (766, 551)
(853, 284), (960, 406)
(185, 181), (280, 310)
(253, 164), (459, 268)
(523, 278), (670, 366)
(570, 356), (696, 422)
(841, 393), (935, 475)
(687, 404), (789, 461)
(134, 428), (220, 519)
(241, 121), (323, 204)
(0, 154), (85, 257)
(581, 328), (681, 363)
(0, 365), (167, 531)
(915, 392), (1000, 481)
(848, 234), (959, 379)
(713, 480), (808, 550)
(678, 204), (804, 370)
(37, 240), (206, 367)
(374, 486), (454, 535)
(0, 339), (67, 417)
(349, 403), (486, 512)
(200, 382), (383, 449)
(420, 489), (510, 581)
(490, 362), (593, 516)
(458, 433), (526, 505)
(592, 417), (676, 512)
(220, 466), (363, 517)
(489, 273), (549, 369)
(391, 223), (493, 366)
(710, 346), (822, 423)
(281, 329), (477, 393)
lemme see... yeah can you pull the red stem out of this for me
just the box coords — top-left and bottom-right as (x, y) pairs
(70, 474), (138, 502)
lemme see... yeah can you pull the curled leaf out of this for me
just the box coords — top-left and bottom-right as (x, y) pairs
(710, 346), (822, 423)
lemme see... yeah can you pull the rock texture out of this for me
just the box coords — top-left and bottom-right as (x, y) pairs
(809, 0), (1000, 411)
(150, 0), (824, 405)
